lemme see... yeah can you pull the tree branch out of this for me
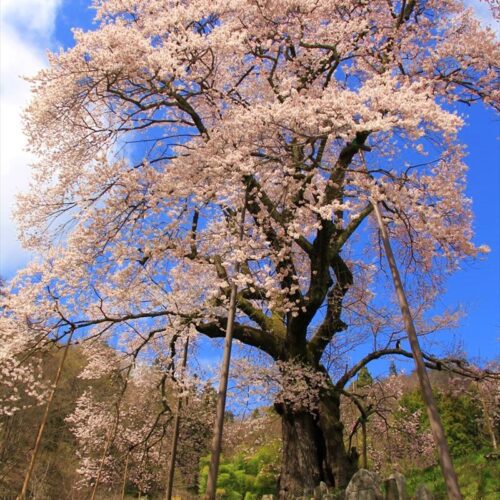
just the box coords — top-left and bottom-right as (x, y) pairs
(196, 320), (283, 358)
(336, 348), (500, 389)
(308, 254), (352, 359)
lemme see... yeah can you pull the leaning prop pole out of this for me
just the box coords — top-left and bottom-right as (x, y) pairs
(18, 328), (75, 500)
(372, 201), (462, 500)
(205, 192), (248, 500)
(165, 336), (190, 500)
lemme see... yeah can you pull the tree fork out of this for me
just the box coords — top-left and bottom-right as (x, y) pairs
(372, 200), (462, 500)
(206, 190), (248, 500)
(18, 328), (74, 500)
(165, 336), (190, 500)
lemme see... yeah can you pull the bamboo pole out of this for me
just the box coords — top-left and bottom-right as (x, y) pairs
(18, 328), (74, 500)
(165, 336), (190, 500)
(206, 194), (248, 500)
(372, 200), (462, 499)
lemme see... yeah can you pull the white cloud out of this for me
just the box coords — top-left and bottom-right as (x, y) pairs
(1, 0), (61, 36)
(465, 0), (500, 35)
(0, 0), (62, 277)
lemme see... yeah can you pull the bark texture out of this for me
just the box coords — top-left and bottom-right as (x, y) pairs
(277, 407), (323, 498)
(276, 384), (357, 498)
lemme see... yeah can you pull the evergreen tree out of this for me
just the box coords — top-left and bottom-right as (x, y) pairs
(357, 367), (373, 388)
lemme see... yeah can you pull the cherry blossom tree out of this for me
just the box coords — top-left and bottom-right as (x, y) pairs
(66, 333), (215, 497)
(341, 374), (435, 474)
(1, 0), (499, 496)
(67, 346), (173, 497)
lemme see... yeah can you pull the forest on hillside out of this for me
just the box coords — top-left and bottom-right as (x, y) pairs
(1, 345), (498, 498)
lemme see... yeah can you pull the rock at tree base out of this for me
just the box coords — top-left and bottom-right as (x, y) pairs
(383, 471), (408, 500)
(414, 484), (434, 500)
(345, 469), (383, 500)
(314, 481), (330, 499)
(384, 478), (399, 500)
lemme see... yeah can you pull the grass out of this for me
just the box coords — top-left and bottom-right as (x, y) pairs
(406, 451), (499, 499)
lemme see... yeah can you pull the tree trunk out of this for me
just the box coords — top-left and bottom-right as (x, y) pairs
(361, 420), (367, 469)
(317, 387), (357, 489)
(277, 406), (323, 498)
(276, 386), (356, 498)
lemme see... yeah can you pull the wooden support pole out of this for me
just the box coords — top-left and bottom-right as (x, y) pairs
(165, 336), (190, 500)
(372, 200), (462, 499)
(206, 194), (248, 500)
(18, 328), (74, 500)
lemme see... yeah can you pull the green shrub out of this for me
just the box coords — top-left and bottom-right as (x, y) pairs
(399, 388), (488, 458)
(406, 451), (500, 499)
(199, 442), (280, 498)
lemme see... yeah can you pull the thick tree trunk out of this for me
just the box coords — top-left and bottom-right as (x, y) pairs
(276, 387), (356, 498)
(317, 387), (357, 489)
(277, 406), (323, 498)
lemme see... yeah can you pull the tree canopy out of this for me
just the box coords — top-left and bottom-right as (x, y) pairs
(1, 0), (499, 496)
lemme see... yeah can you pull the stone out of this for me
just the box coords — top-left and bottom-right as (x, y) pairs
(345, 469), (383, 500)
(383, 478), (399, 500)
(314, 481), (330, 499)
(261, 495), (276, 500)
(414, 484), (434, 500)
(386, 471), (408, 500)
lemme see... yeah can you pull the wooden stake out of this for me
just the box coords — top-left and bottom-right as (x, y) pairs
(206, 194), (248, 500)
(372, 200), (462, 499)
(165, 336), (190, 500)
(18, 328), (74, 500)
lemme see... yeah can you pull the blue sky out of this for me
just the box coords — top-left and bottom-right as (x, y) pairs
(442, 105), (500, 361)
(0, 1), (498, 370)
